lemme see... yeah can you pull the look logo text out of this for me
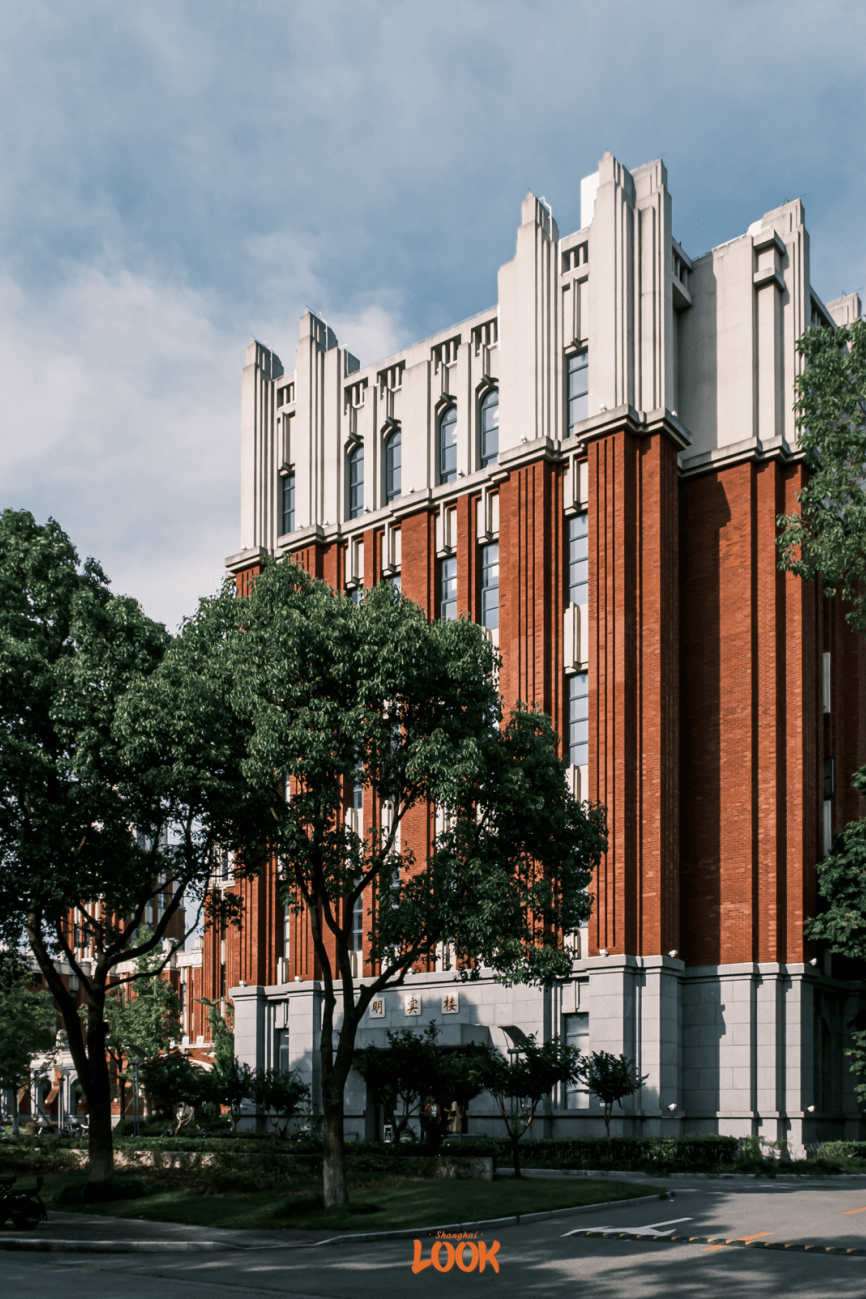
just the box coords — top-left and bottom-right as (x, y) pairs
(412, 1234), (500, 1273)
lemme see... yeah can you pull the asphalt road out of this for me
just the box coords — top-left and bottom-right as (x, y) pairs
(5, 1180), (866, 1298)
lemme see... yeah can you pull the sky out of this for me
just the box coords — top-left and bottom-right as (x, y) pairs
(2, 0), (865, 631)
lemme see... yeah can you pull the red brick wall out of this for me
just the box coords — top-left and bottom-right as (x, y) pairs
(217, 446), (866, 986)
(588, 427), (680, 959)
(678, 459), (828, 966)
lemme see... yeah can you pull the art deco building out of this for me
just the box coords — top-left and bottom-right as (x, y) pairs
(216, 151), (865, 1150)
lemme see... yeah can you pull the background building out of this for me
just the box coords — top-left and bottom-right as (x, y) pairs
(218, 151), (866, 1152)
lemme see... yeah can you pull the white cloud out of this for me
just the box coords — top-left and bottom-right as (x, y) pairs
(0, 262), (240, 631)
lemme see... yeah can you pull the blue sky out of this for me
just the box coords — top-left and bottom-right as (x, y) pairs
(2, 0), (864, 630)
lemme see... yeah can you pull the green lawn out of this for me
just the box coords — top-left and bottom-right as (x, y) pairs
(48, 1173), (663, 1234)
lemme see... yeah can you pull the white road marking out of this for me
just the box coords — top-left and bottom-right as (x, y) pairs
(562, 1216), (693, 1238)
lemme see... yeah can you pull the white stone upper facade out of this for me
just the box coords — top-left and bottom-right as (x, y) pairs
(233, 149), (861, 569)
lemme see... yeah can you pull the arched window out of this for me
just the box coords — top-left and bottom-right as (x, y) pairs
(479, 388), (499, 467)
(347, 443), (364, 519)
(384, 428), (401, 502)
(439, 405), (457, 483)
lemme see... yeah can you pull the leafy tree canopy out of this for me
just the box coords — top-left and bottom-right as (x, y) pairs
(0, 509), (264, 1180)
(578, 1050), (648, 1150)
(354, 1021), (491, 1150)
(479, 1032), (581, 1175)
(0, 953), (57, 1136)
(777, 318), (866, 630)
(202, 557), (606, 1207)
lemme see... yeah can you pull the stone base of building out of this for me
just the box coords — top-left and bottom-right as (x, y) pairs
(232, 954), (866, 1156)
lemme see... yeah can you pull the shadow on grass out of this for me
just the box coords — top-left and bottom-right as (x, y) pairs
(49, 1174), (664, 1234)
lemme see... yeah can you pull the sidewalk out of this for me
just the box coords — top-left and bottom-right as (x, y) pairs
(0, 1185), (664, 1254)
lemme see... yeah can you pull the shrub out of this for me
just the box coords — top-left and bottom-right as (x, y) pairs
(55, 1177), (149, 1205)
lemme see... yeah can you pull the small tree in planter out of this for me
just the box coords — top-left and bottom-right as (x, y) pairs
(251, 1067), (310, 1138)
(355, 1021), (492, 1151)
(478, 1034), (581, 1177)
(210, 1059), (255, 1133)
(578, 1051), (648, 1154)
(355, 1023), (438, 1145)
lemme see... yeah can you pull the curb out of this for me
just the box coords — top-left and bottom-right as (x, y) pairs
(0, 1239), (241, 1253)
(0, 1192), (665, 1254)
(309, 1191), (665, 1247)
(571, 1228), (866, 1257)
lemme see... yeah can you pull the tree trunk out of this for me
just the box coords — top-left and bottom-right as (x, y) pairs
(116, 1066), (127, 1128)
(85, 987), (114, 1182)
(12, 1090), (20, 1138)
(511, 1131), (522, 1178)
(604, 1106), (612, 1156)
(322, 1094), (348, 1208)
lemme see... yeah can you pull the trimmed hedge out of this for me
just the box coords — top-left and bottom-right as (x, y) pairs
(55, 1177), (149, 1205)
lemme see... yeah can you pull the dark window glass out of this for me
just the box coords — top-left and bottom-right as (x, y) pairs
(567, 513), (588, 605)
(568, 672), (589, 767)
(480, 542), (499, 629)
(281, 471), (295, 535)
(276, 1028), (290, 1074)
(384, 429), (401, 501)
(439, 406), (457, 483)
(567, 351), (589, 432)
(480, 389), (499, 466)
(350, 891), (364, 952)
(439, 555), (457, 620)
(347, 443), (364, 519)
(352, 761), (364, 811)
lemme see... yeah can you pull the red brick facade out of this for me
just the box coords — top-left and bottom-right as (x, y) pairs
(217, 432), (865, 988)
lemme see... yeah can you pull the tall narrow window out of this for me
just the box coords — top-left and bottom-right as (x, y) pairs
(352, 760), (364, 812)
(279, 902), (291, 959)
(567, 513), (588, 605)
(276, 1028), (290, 1074)
(480, 389), (499, 467)
(384, 428), (401, 501)
(480, 542), (499, 629)
(439, 406), (457, 483)
(567, 350), (589, 433)
(439, 555), (457, 620)
(347, 443), (364, 519)
(350, 890), (364, 953)
(568, 672), (589, 767)
(281, 470), (295, 535)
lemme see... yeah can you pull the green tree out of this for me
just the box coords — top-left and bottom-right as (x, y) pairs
(777, 318), (866, 631)
(803, 771), (866, 1102)
(209, 1058), (255, 1132)
(578, 1051), (648, 1152)
(0, 954), (57, 1137)
(103, 925), (182, 1121)
(354, 1021), (491, 1151)
(0, 510), (264, 1181)
(138, 1052), (210, 1123)
(776, 320), (866, 1098)
(206, 558), (606, 1208)
(478, 1033), (581, 1176)
(251, 1067), (310, 1138)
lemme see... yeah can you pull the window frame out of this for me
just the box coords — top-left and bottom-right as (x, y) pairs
(566, 349), (589, 434)
(346, 441), (364, 520)
(280, 468), (296, 536)
(479, 540), (499, 630)
(383, 426), (401, 502)
(479, 387), (499, 468)
(438, 405), (458, 484)
(439, 554), (458, 621)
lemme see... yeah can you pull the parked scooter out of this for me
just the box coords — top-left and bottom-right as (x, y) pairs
(0, 1173), (48, 1229)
